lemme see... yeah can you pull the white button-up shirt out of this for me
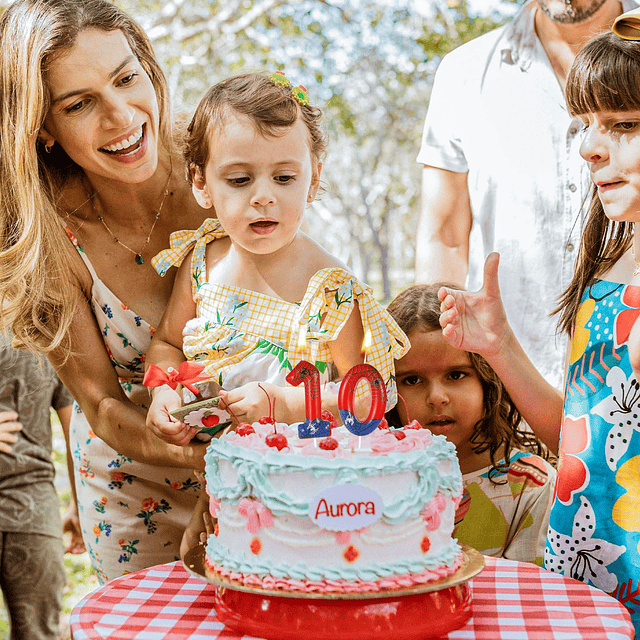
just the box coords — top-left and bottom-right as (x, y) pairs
(417, 0), (637, 388)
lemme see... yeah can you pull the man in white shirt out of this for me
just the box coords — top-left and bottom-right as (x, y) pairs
(415, 0), (636, 389)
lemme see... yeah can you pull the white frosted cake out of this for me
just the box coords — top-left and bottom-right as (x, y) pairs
(204, 421), (463, 594)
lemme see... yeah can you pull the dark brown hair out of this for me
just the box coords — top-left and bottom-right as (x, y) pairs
(557, 31), (640, 335)
(183, 72), (327, 184)
(387, 284), (550, 480)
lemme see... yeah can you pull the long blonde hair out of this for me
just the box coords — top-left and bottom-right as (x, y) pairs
(0, 0), (171, 355)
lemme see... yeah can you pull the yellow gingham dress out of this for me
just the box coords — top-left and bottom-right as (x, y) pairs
(152, 218), (409, 409)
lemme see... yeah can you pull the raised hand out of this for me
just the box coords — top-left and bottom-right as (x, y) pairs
(438, 252), (511, 359)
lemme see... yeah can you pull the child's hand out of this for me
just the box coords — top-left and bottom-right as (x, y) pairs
(438, 252), (511, 358)
(0, 410), (22, 454)
(146, 385), (197, 446)
(629, 315), (640, 380)
(219, 382), (284, 425)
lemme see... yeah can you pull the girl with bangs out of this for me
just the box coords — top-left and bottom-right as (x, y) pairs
(438, 28), (640, 634)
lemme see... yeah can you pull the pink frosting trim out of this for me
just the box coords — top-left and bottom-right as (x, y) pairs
(205, 553), (463, 594)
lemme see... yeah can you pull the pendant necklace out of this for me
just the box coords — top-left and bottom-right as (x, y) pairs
(91, 160), (173, 265)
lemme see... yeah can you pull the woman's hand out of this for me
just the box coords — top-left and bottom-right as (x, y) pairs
(0, 411), (22, 454)
(146, 386), (196, 446)
(62, 500), (86, 554)
(438, 252), (512, 359)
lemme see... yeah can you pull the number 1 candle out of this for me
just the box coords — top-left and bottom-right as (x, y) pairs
(286, 361), (331, 438)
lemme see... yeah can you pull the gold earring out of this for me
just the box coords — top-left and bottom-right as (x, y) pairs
(44, 141), (54, 153)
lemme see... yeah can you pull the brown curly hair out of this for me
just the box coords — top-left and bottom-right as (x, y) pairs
(386, 284), (550, 481)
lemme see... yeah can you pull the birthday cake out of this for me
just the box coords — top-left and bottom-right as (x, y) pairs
(203, 419), (464, 594)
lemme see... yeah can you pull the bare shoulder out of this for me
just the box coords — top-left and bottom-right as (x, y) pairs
(298, 233), (351, 276)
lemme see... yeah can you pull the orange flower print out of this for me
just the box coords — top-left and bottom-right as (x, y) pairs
(615, 285), (640, 347)
(555, 415), (590, 505)
(137, 497), (171, 534)
(141, 498), (159, 512)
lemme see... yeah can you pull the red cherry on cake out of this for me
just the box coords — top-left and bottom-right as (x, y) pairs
(404, 420), (422, 430)
(392, 430), (406, 441)
(258, 416), (276, 425)
(318, 436), (338, 450)
(237, 423), (255, 436)
(265, 432), (288, 450)
(377, 417), (389, 430)
(201, 414), (220, 428)
(320, 410), (339, 429)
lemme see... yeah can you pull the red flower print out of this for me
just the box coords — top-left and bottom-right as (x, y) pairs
(111, 471), (124, 482)
(141, 497), (159, 512)
(555, 415), (590, 505)
(250, 538), (262, 555)
(420, 535), (431, 553)
(615, 285), (640, 346)
(343, 545), (360, 563)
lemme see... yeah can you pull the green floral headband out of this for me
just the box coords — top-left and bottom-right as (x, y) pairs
(269, 70), (310, 106)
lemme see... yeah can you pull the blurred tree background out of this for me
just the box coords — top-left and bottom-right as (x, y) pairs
(121, 0), (520, 301)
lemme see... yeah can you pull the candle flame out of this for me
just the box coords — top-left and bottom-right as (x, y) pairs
(361, 330), (372, 359)
(297, 324), (307, 351)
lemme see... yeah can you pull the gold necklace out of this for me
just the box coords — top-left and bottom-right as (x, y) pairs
(91, 162), (173, 265)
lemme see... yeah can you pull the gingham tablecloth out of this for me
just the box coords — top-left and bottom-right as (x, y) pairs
(70, 556), (635, 640)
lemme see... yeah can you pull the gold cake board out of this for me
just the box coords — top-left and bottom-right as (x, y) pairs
(183, 543), (484, 600)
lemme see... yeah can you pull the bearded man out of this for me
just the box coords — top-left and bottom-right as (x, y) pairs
(415, 0), (634, 390)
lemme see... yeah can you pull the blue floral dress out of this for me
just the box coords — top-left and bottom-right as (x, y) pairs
(64, 228), (201, 583)
(544, 279), (640, 635)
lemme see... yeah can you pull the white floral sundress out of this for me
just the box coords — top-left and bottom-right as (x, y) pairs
(152, 218), (409, 407)
(64, 227), (201, 583)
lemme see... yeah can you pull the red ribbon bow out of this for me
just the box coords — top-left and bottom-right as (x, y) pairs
(143, 362), (208, 395)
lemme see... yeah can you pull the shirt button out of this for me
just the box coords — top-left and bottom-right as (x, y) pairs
(566, 242), (574, 252)
(568, 183), (577, 192)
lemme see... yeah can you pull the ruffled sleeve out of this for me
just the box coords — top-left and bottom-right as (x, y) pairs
(289, 268), (410, 410)
(151, 218), (227, 293)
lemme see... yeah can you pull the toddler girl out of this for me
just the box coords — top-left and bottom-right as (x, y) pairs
(386, 284), (555, 564)
(439, 29), (640, 635)
(145, 72), (407, 445)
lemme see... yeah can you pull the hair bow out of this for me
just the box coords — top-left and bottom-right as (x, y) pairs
(143, 362), (209, 395)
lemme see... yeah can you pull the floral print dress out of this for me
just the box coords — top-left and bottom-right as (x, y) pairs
(152, 218), (408, 410)
(544, 279), (640, 635)
(64, 228), (201, 583)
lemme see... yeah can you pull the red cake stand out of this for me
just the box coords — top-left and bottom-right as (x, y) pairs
(184, 544), (484, 640)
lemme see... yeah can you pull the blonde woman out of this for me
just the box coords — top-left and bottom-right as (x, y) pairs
(0, 0), (209, 582)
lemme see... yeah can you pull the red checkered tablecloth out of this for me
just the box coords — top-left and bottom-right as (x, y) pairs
(70, 556), (634, 639)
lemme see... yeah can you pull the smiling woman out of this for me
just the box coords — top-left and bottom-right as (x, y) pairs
(0, 0), (214, 586)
